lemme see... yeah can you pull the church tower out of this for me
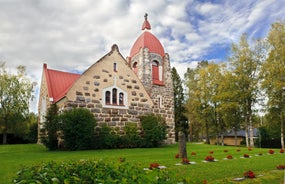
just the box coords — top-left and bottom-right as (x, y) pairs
(128, 14), (175, 143)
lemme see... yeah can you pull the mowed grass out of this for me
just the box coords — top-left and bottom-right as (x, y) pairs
(0, 143), (284, 184)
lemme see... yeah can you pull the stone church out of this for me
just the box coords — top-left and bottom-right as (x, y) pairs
(38, 14), (175, 144)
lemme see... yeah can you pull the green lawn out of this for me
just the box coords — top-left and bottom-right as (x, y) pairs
(1, 143), (284, 183)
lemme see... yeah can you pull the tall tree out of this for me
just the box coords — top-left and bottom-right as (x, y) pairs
(261, 21), (285, 149)
(185, 61), (223, 144)
(172, 67), (187, 141)
(41, 104), (59, 150)
(216, 71), (242, 146)
(184, 67), (202, 142)
(0, 63), (35, 144)
(229, 34), (261, 148)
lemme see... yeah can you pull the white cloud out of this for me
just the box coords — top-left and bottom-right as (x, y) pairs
(0, 0), (284, 113)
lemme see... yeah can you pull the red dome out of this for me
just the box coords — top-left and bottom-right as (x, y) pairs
(129, 31), (165, 58)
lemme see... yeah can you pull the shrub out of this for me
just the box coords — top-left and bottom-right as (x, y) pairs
(60, 108), (96, 150)
(94, 125), (120, 149)
(13, 159), (180, 183)
(123, 123), (141, 148)
(41, 104), (59, 150)
(139, 114), (167, 147)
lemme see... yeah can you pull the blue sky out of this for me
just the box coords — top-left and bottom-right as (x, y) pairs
(0, 0), (284, 112)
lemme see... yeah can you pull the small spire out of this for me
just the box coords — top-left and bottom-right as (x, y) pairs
(142, 13), (151, 30)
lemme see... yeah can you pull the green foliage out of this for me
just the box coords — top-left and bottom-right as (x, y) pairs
(261, 21), (285, 149)
(94, 125), (120, 149)
(41, 104), (59, 150)
(172, 67), (188, 141)
(25, 122), (38, 143)
(140, 114), (167, 147)
(6, 144), (285, 184)
(61, 108), (96, 150)
(13, 159), (179, 184)
(123, 123), (141, 148)
(0, 63), (35, 144)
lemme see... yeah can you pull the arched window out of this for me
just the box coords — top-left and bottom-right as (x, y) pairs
(133, 62), (138, 74)
(105, 91), (111, 104)
(103, 85), (127, 109)
(112, 88), (117, 105)
(119, 92), (124, 105)
(152, 60), (159, 81)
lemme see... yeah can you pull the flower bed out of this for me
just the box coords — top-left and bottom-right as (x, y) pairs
(191, 152), (196, 155)
(268, 149), (275, 154)
(243, 170), (255, 178)
(226, 155), (233, 159)
(276, 165), (285, 170)
(280, 149), (284, 154)
(243, 154), (250, 158)
(181, 158), (190, 164)
(149, 162), (160, 170)
(205, 155), (215, 162)
(175, 153), (179, 158)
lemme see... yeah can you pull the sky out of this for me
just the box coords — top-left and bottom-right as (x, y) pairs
(0, 0), (284, 113)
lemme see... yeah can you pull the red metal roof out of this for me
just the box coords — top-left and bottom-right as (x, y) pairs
(44, 64), (80, 103)
(129, 31), (165, 58)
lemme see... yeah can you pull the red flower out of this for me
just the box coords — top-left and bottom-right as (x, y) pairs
(280, 149), (284, 154)
(276, 165), (285, 170)
(175, 153), (179, 158)
(202, 179), (207, 184)
(243, 154), (250, 158)
(205, 155), (215, 162)
(181, 158), (190, 164)
(227, 155), (233, 159)
(191, 152), (196, 155)
(209, 151), (214, 154)
(149, 163), (159, 169)
(244, 170), (255, 178)
(268, 149), (274, 154)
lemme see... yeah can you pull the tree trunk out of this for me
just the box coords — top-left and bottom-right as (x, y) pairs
(249, 116), (254, 148)
(221, 133), (224, 146)
(281, 112), (284, 149)
(205, 122), (210, 144)
(178, 131), (187, 159)
(245, 126), (249, 147)
(2, 131), (7, 144)
(234, 129), (238, 146)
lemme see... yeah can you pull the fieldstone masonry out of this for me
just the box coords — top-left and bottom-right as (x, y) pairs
(38, 16), (176, 144)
